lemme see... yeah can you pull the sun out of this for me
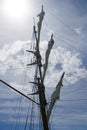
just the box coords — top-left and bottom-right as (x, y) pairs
(1, 0), (31, 22)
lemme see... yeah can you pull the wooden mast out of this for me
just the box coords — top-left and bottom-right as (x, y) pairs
(33, 5), (49, 130)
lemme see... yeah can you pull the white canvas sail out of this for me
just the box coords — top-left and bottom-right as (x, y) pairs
(47, 72), (65, 121)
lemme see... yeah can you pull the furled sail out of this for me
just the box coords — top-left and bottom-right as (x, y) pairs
(43, 34), (54, 81)
(47, 72), (65, 121)
(37, 5), (45, 49)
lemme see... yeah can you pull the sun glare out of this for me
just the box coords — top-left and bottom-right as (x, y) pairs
(2, 0), (32, 23)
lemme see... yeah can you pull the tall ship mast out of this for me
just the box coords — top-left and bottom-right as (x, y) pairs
(0, 6), (65, 130)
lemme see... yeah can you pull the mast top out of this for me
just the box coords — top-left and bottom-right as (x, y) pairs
(37, 5), (45, 17)
(41, 5), (44, 12)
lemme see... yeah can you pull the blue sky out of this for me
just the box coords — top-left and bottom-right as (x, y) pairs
(0, 0), (87, 130)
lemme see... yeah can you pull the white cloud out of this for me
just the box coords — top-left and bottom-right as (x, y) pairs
(0, 40), (87, 89)
(75, 27), (81, 35)
(0, 40), (30, 73)
(75, 27), (84, 38)
(44, 46), (87, 85)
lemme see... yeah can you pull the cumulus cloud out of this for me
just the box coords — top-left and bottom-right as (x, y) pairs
(0, 40), (30, 74)
(0, 41), (87, 96)
(44, 46), (87, 86)
(0, 40), (87, 92)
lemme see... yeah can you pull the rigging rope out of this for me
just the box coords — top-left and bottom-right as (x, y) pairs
(24, 102), (30, 130)
(44, 6), (87, 44)
(0, 80), (40, 105)
(43, 18), (87, 61)
(26, 28), (40, 130)
(10, 96), (21, 130)
(14, 97), (23, 130)
(14, 69), (28, 130)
